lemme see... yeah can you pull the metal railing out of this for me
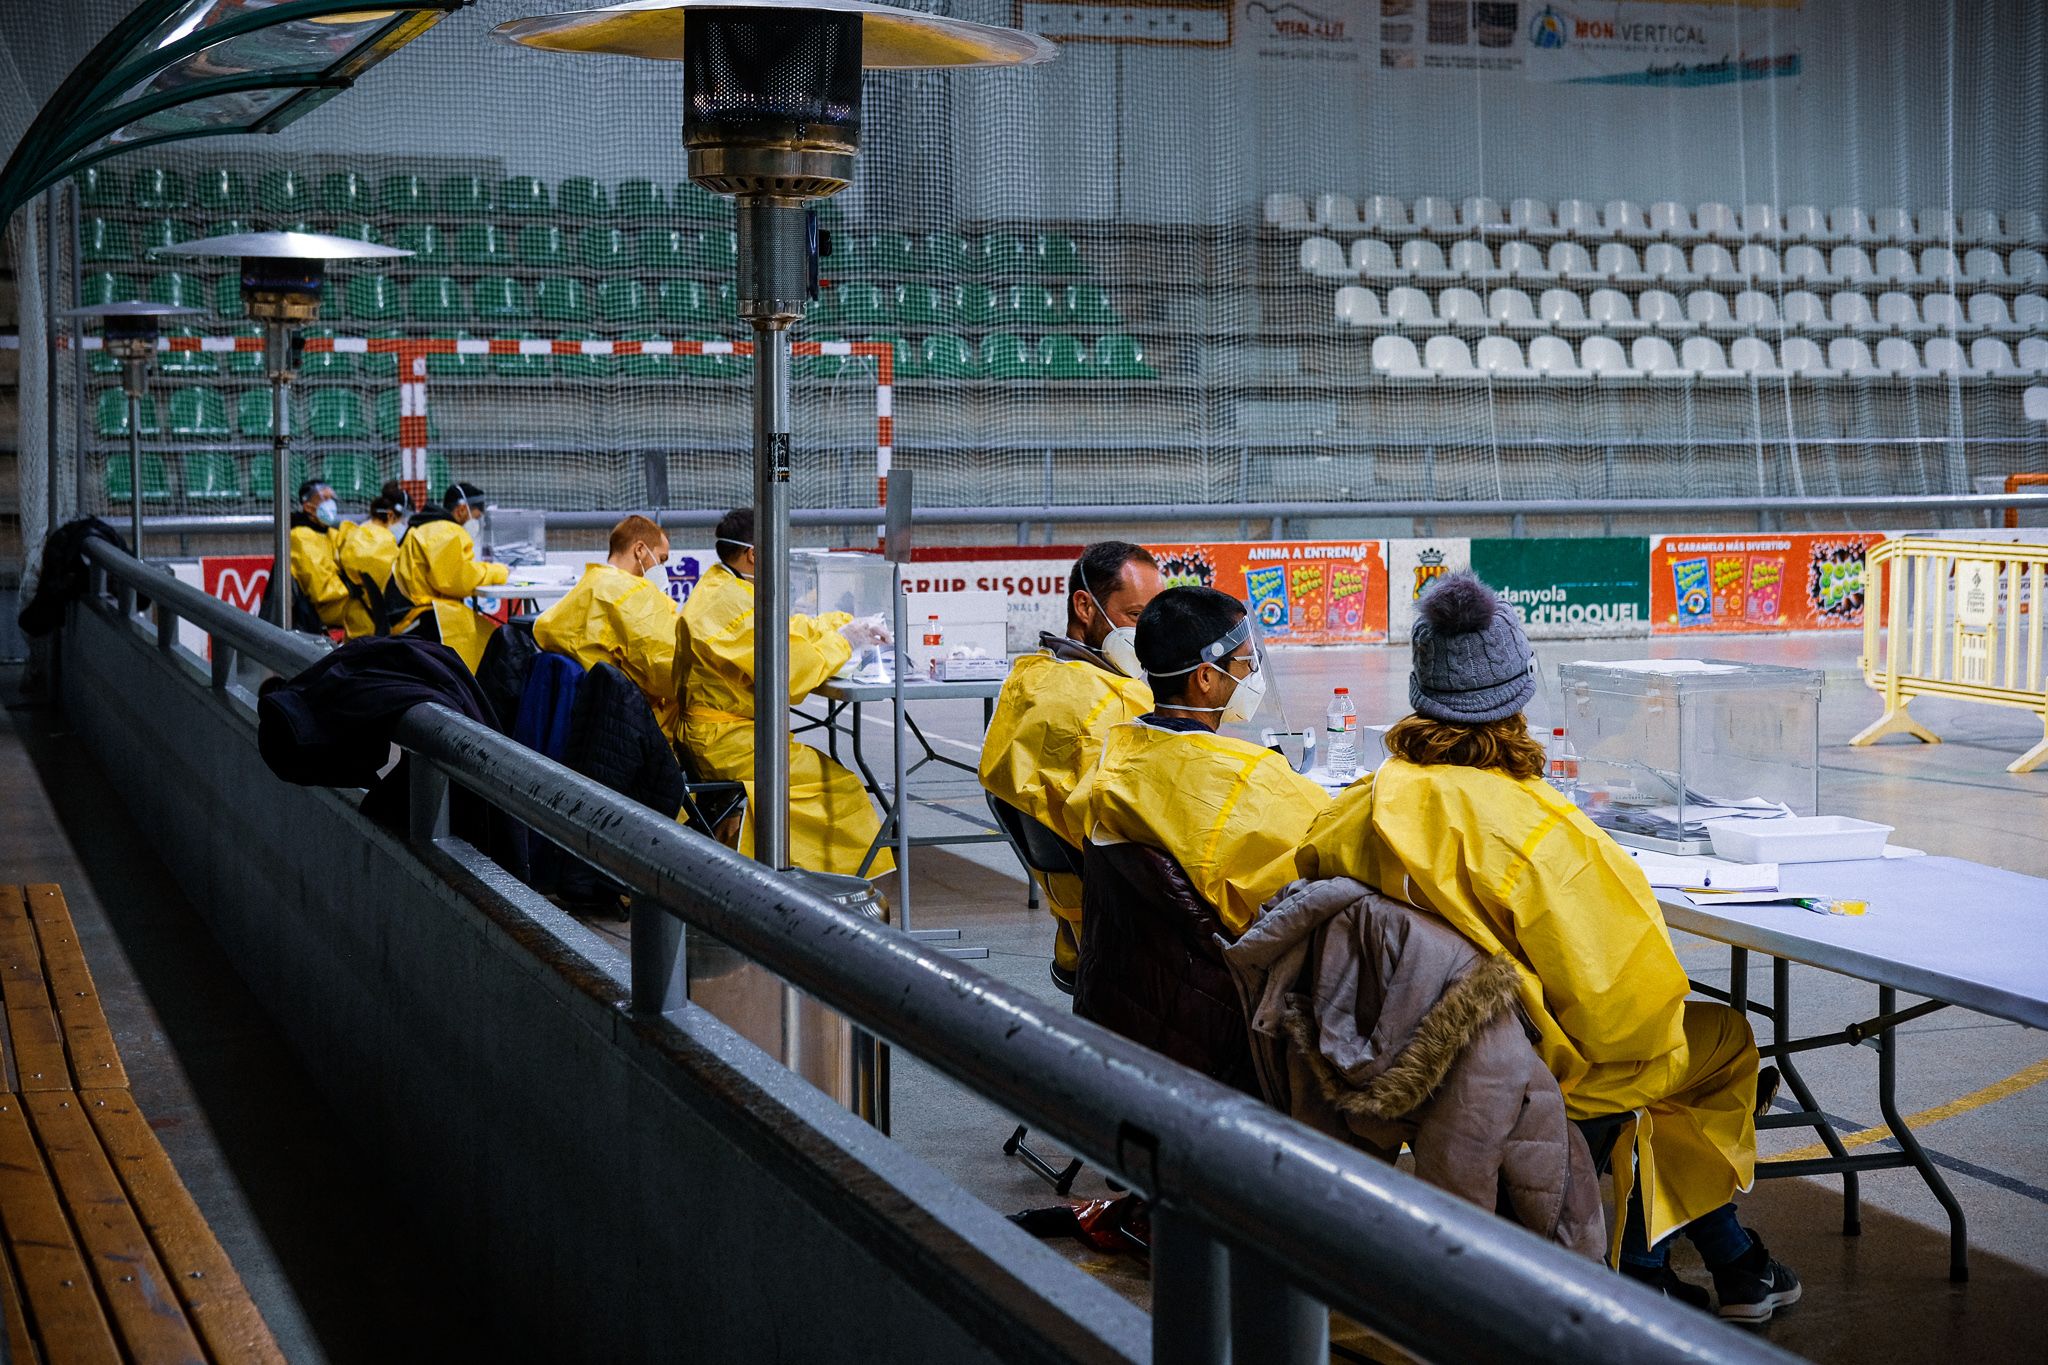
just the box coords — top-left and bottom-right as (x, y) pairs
(78, 537), (1794, 1365)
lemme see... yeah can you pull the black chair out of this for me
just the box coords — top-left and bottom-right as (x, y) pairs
(985, 792), (1088, 1194)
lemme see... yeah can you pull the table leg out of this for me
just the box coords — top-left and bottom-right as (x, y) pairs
(1728, 946), (1749, 1014)
(1770, 956), (1862, 1236)
(1877, 985), (1969, 1283)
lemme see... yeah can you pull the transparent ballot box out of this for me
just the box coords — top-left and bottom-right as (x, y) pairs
(792, 550), (894, 621)
(1557, 659), (1823, 854)
(481, 506), (547, 567)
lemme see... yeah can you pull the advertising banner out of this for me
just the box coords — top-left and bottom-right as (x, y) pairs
(1649, 532), (1884, 634)
(1145, 540), (1390, 645)
(201, 555), (273, 616)
(1377, 0), (1802, 86)
(907, 546), (1083, 653)
(1470, 537), (1651, 638)
(1386, 538), (1473, 642)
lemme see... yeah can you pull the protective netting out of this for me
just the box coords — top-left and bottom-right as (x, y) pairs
(17, 0), (2048, 541)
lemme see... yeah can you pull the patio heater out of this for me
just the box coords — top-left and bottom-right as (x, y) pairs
(61, 300), (201, 559)
(156, 231), (412, 629)
(495, 0), (1054, 873)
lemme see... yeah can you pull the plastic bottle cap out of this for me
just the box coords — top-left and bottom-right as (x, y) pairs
(1552, 727), (1566, 736)
(1335, 687), (1349, 694)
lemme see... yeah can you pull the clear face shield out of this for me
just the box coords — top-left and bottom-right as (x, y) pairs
(1153, 615), (1270, 726)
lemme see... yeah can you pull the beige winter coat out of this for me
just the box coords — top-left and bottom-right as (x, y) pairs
(1223, 877), (1606, 1258)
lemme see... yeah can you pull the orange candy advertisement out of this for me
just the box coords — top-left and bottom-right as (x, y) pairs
(1649, 533), (1885, 634)
(1144, 540), (1390, 645)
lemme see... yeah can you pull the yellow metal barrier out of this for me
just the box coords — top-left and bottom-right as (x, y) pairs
(1856, 536), (2048, 773)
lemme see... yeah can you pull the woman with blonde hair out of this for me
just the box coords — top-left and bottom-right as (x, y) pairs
(1296, 572), (1798, 1324)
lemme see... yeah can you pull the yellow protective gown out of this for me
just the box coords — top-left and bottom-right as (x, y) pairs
(1068, 719), (1329, 937)
(391, 517), (509, 671)
(334, 518), (400, 639)
(979, 644), (1153, 970)
(288, 521), (352, 632)
(1295, 758), (1757, 1248)
(677, 562), (891, 877)
(534, 563), (683, 736)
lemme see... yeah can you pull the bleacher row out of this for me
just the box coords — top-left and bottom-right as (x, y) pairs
(1265, 192), (2046, 247)
(1368, 331), (2047, 382)
(102, 449), (448, 505)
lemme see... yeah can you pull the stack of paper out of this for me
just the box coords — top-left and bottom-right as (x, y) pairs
(1628, 849), (1780, 894)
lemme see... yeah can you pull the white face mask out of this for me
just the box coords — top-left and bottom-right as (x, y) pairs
(314, 497), (339, 527)
(1082, 583), (1141, 678)
(1149, 617), (1266, 724)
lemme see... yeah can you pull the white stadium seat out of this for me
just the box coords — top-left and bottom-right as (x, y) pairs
(1368, 195), (1416, 236)
(1733, 290), (1781, 329)
(1477, 335), (1534, 376)
(2020, 337), (2048, 374)
(1681, 336), (1741, 379)
(1739, 203), (1783, 241)
(1873, 247), (1923, 284)
(1438, 287), (1489, 327)
(1968, 293), (2024, 334)
(1869, 207), (1919, 242)
(1781, 290), (1835, 333)
(2007, 210), (2044, 244)
(1414, 196), (1461, 235)
(1540, 288), (1594, 333)
(1783, 245), (1835, 284)
(1386, 285), (1446, 329)
(1556, 198), (1609, 238)
(1498, 241), (1556, 280)
(1489, 287), (1544, 332)
(2026, 385), (2048, 418)
(1920, 247), (1962, 286)
(2009, 249), (2048, 285)
(1958, 209), (2005, 246)
(1351, 238), (1407, 279)
(1783, 205), (1832, 242)
(1553, 241), (1600, 280)
(1632, 336), (1685, 377)
(1919, 207), (1960, 242)
(1588, 288), (1646, 332)
(1315, 193), (1364, 229)
(1971, 338), (2024, 377)
(1449, 240), (1504, 279)
(1527, 335), (1586, 376)
(1695, 243), (1743, 284)
(1401, 239), (1456, 279)
(1696, 201), (1741, 240)
(1729, 336), (1787, 378)
(1299, 236), (1352, 277)
(1372, 334), (1430, 378)
(1688, 289), (1740, 334)
(1643, 242), (1701, 283)
(1780, 337), (1836, 377)
(1831, 246), (1875, 284)
(1877, 291), (1933, 333)
(1596, 243), (1648, 281)
(1425, 334), (1479, 376)
(1876, 337), (1931, 376)
(1334, 285), (1383, 327)
(1264, 192), (1312, 228)
(1582, 335), (1641, 379)
(1736, 244), (1783, 284)
(1829, 338), (1884, 377)
(1962, 248), (2009, 285)
(1462, 196), (1506, 235)
(1834, 206), (1879, 242)
(2016, 294), (2048, 330)
(1509, 198), (1564, 239)
(1919, 294), (1978, 334)
(1637, 289), (1693, 332)
(1604, 199), (1653, 239)
(1831, 290), (1881, 333)
(1921, 337), (1972, 376)
(1649, 200), (1701, 239)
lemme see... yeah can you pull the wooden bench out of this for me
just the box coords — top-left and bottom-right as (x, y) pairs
(0, 885), (283, 1364)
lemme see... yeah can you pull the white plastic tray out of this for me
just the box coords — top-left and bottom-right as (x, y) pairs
(1704, 815), (1893, 864)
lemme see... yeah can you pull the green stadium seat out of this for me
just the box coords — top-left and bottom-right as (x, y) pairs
(677, 333), (730, 379)
(320, 171), (369, 215)
(953, 282), (996, 327)
(426, 331), (484, 379)
(636, 228), (691, 270)
(96, 390), (160, 435)
(167, 388), (230, 437)
(322, 451), (380, 501)
(248, 453), (313, 503)
(428, 453), (451, 494)
(75, 166), (119, 208)
(828, 283), (891, 326)
(577, 225), (628, 270)
(864, 334), (921, 380)
(517, 223), (567, 268)
(558, 176), (609, 217)
(298, 325), (352, 377)
(88, 343), (120, 376)
(978, 332), (1040, 380)
(1001, 285), (1060, 326)
(1038, 335), (1090, 380)
(273, 218), (315, 236)
(191, 166), (247, 212)
(380, 173), (433, 216)
(81, 272), (138, 306)
(535, 277), (588, 322)
(1093, 333), (1157, 379)
(827, 236), (872, 276)
(235, 388), (276, 436)
(596, 278), (649, 322)
(920, 333), (978, 379)
(716, 281), (737, 319)
(409, 275), (465, 322)
(921, 232), (976, 278)
(621, 330), (672, 378)
(157, 326), (217, 377)
(306, 389), (369, 439)
(360, 326), (404, 378)
(493, 332), (551, 379)
(181, 452), (241, 502)
(871, 232), (918, 275)
(1063, 284), (1118, 326)
(257, 169), (307, 216)
(326, 219), (382, 245)
(1039, 234), (1086, 274)
(132, 166), (189, 211)
(205, 217), (254, 241)
(673, 182), (725, 221)
(455, 222), (514, 267)
(439, 174), (491, 216)
(657, 278), (712, 323)
(894, 283), (951, 326)
(106, 453), (171, 503)
(497, 175), (550, 216)
(697, 227), (737, 269)
(137, 218), (186, 254)
(981, 234), (1037, 275)
(385, 222), (440, 265)
(225, 323), (263, 375)
(617, 179), (664, 219)
(82, 218), (132, 263)
(213, 275), (248, 321)
(472, 275), (527, 321)
(553, 331), (611, 379)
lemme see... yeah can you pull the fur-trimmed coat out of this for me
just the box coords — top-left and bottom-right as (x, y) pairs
(1223, 877), (1605, 1258)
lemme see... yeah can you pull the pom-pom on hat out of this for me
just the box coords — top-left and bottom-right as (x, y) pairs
(1409, 571), (1536, 724)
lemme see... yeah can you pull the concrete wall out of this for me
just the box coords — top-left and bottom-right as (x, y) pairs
(60, 601), (1145, 1365)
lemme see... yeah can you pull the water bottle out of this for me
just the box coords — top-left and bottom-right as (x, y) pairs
(1547, 726), (1579, 798)
(923, 613), (943, 678)
(1324, 688), (1358, 780)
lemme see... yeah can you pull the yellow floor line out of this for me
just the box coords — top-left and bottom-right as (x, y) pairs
(1775, 1055), (2048, 1162)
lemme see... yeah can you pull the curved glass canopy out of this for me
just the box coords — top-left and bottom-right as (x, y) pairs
(0, 0), (467, 222)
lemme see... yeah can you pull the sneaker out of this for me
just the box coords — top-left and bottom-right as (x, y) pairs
(1712, 1231), (1802, 1324)
(1621, 1259), (1712, 1312)
(1755, 1065), (1782, 1119)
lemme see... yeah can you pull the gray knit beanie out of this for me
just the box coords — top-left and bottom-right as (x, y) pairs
(1410, 571), (1536, 724)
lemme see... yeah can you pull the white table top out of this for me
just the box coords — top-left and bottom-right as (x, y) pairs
(471, 582), (576, 602)
(1659, 855), (2048, 1029)
(817, 676), (1008, 704)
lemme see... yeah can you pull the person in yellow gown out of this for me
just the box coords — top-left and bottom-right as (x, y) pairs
(391, 481), (510, 671)
(676, 508), (891, 878)
(334, 481), (409, 639)
(1067, 585), (1327, 937)
(285, 479), (351, 635)
(1294, 571), (1799, 1323)
(980, 541), (1162, 986)
(534, 514), (682, 735)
